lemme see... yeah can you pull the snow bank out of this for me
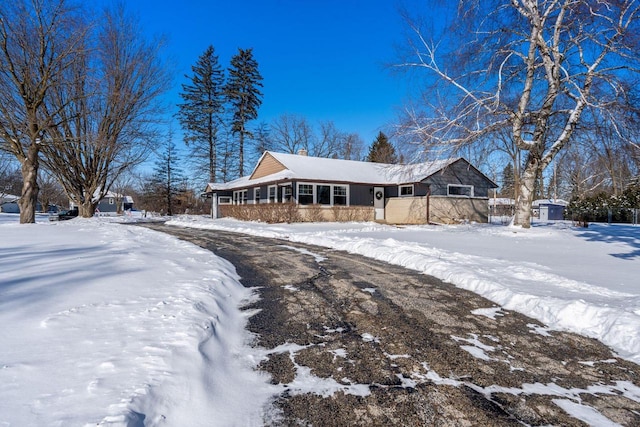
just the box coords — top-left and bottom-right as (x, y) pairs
(0, 216), (275, 426)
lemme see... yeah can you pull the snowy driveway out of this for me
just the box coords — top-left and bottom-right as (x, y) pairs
(144, 223), (640, 426)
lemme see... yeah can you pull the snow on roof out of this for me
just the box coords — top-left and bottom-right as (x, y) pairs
(0, 194), (20, 203)
(207, 151), (460, 191)
(490, 198), (569, 207)
(488, 198), (515, 206)
(532, 198), (569, 207)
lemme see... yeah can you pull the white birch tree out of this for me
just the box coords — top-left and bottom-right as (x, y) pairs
(397, 0), (640, 227)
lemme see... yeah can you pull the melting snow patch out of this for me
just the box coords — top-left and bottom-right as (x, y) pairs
(279, 245), (326, 263)
(396, 374), (418, 389)
(286, 364), (371, 398)
(283, 285), (299, 292)
(329, 348), (348, 361)
(452, 334), (496, 361)
(552, 399), (620, 427)
(361, 333), (380, 343)
(362, 288), (376, 294)
(527, 323), (553, 337)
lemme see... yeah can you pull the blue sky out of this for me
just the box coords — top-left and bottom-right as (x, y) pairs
(129, 0), (423, 145)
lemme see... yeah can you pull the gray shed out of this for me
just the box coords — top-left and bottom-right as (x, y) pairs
(539, 203), (565, 221)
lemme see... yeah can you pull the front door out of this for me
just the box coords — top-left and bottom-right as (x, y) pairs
(374, 187), (385, 220)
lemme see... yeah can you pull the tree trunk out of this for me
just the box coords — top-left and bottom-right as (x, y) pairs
(79, 201), (98, 218)
(18, 145), (40, 224)
(513, 160), (538, 228)
(239, 131), (245, 177)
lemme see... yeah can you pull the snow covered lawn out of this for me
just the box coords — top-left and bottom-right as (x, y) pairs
(1, 212), (639, 425)
(0, 214), (275, 426)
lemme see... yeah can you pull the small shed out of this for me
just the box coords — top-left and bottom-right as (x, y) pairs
(539, 203), (565, 221)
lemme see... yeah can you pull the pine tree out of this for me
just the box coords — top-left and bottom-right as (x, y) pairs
(366, 132), (398, 163)
(500, 163), (515, 198)
(177, 46), (225, 183)
(152, 137), (184, 216)
(225, 48), (263, 177)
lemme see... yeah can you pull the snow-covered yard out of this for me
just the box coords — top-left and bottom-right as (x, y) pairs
(1, 212), (639, 425)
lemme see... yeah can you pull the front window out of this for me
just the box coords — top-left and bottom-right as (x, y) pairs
(298, 184), (314, 205)
(282, 186), (292, 202)
(254, 188), (261, 204)
(399, 185), (414, 197)
(317, 185), (331, 205)
(233, 190), (248, 204)
(448, 184), (473, 197)
(218, 196), (232, 205)
(109, 198), (115, 205)
(268, 185), (277, 203)
(333, 186), (347, 205)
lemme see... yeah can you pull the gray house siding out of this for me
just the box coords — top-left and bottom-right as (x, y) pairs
(415, 182), (430, 197)
(349, 184), (374, 206)
(97, 197), (118, 213)
(424, 159), (494, 197)
(386, 186), (399, 198)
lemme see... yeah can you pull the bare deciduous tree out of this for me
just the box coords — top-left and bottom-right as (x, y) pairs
(397, 0), (640, 227)
(270, 114), (314, 154)
(269, 114), (365, 161)
(39, 4), (169, 217)
(0, 0), (84, 223)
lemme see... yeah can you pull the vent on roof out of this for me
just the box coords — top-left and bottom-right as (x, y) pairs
(297, 148), (308, 156)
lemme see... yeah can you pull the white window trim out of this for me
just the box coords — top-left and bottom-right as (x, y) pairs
(268, 185), (277, 203)
(296, 182), (350, 206)
(333, 185), (348, 206)
(254, 188), (261, 204)
(399, 184), (414, 197)
(233, 189), (248, 205)
(218, 196), (232, 205)
(447, 184), (474, 197)
(280, 184), (292, 203)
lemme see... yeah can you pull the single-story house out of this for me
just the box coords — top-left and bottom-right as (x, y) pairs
(203, 151), (498, 224)
(70, 191), (134, 215)
(0, 194), (44, 213)
(0, 194), (20, 213)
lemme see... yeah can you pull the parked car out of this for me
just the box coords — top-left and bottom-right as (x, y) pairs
(49, 208), (79, 221)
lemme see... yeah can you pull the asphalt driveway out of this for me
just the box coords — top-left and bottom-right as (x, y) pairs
(139, 223), (640, 426)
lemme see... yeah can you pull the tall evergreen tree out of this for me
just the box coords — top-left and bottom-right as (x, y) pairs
(152, 136), (184, 216)
(177, 45), (225, 183)
(225, 48), (263, 176)
(366, 132), (398, 163)
(500, 163), (515, 198)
